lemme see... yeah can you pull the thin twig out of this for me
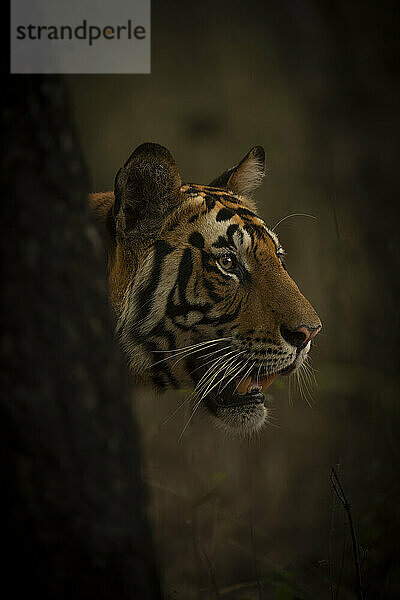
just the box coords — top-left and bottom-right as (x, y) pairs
(330, 467), (364, 600)
(201, 542), (221, 600)
(328, 470), (337, 600)
(335, 537), (347, 600)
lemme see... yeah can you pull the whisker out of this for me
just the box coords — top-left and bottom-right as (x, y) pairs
(148, 339), (229, 368)
(303, 357), (318, 387)
(163, 350), (235, 427)
(297, 365), (313, 408)
(217, 354), (247, 394)
(256, 363), (262, 387)
(218, 354), (249, 394)
(295, 369), (302, 404)
(199, 355), (241, 401)
(169, 345), (232, 370)
(188, 347), (235, 378)
(152, 337), (231, 354)
(161, 398), (189, 427)
(178, 397), (203, 441)
(271, 213), (317, 232)
(233, 355), (256, 393)
(161, 394), (192, 426)
(187, 352), (235, 402)
(194, 352), (238, 399)
(301, 366), (315, 406)
(179, 352), (246, 439)
(288, 372), (294, 407)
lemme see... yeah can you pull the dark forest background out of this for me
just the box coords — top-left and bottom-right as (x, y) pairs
(2, 1), (400, 599)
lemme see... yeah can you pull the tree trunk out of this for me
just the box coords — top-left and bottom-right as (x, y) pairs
(0, 76), (162, 599)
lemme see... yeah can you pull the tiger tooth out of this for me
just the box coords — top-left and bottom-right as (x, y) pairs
(235, 373), (277, 395)
(259, 374), (277, 391)
(236, 376), (252, 395)
(249, 376), (262, 393)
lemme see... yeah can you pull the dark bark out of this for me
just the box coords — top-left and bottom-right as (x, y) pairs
(0, 76), (161, 599)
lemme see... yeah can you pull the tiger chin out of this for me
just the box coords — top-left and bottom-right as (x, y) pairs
(89, 143), (321, 435)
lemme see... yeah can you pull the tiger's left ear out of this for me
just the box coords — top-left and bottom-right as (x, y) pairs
(114, 142), (182, 244)
(209, 146), (265, 203)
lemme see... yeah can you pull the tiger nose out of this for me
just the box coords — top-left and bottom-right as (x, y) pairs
(280, 324), (321, 349)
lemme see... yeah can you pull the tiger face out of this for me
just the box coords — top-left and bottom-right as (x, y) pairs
(89, 143), (321, 434)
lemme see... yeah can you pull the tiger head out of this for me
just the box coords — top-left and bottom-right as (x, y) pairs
(90, 143), (321, 434)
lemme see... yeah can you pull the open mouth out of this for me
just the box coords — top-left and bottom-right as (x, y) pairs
(202, 361), (296, 411)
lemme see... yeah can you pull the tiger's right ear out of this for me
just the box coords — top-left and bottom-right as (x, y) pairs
(209, 146), (265, 197)
(114, 142), (182, 243)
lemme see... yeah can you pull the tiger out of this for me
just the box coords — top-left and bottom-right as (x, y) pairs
(89, 143), (321, 434)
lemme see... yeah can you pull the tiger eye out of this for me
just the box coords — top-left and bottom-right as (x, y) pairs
(218, 254), (234, 270)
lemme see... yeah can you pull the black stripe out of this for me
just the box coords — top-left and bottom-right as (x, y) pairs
(202, 277), (224, 302)
(216, 207), (235, 222)
(146, 319), (177, 350)
(226, 224), (239, 245)
(137, 240), (174, 322)
(166, 250), (212, 322)
(243, 224), (255, 247)
(134, 326), (180, 389)
(234, 206), (259, 220)
(212, 235), (233, 250)
(189, 232), (205, 249)
(199, 300), (242, 326)
(178, 248), (193, 302)
(204, 194), (216, 211)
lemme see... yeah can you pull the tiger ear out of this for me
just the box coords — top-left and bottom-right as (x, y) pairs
(114, 142), (182, 242)
(209, 146), (265, 197)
